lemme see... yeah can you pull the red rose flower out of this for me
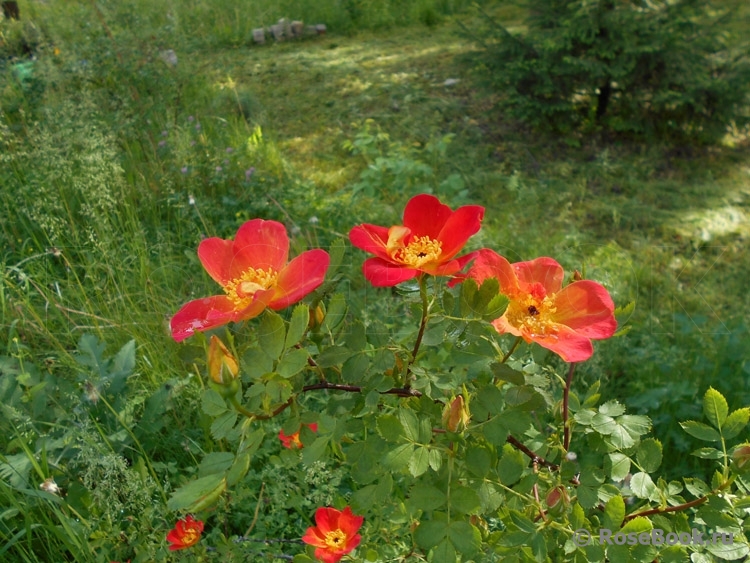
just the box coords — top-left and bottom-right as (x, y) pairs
(349, 194), (484, 287)
(166, 515), (204, 551)
(302, 506), (364, 563)
(171, 219), (330, 342)
(466, 249), (617, 362)
(279, 423), (318, 449)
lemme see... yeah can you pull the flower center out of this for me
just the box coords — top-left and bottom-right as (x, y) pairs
(182, 529), (199, 546)
(393, 236), (442, 268)
(324, 529), (347, 550)
(223, 267), (278, 309)
(505, 292), (558, 338)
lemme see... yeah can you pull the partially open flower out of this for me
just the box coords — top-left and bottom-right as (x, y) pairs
(302, 506), (364, 563)
(207, 335), (239, 385)
(442, 395), (470, 432)
(166, 515), (204, 551)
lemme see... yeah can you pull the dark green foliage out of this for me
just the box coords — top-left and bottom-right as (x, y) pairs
(465, 0), (750, 143)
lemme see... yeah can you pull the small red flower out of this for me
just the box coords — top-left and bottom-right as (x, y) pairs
(279, 423), (318, 449)
(166, 515), (204, 551)
(171, 219), (330, 342)
(466, 250), (617, 362)
(302, 506), (364, 563)
(349, 194), (484, 287)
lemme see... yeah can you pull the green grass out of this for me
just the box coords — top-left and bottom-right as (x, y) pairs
(1, 0), (749, 560)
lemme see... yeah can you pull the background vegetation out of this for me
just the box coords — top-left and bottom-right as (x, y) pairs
(1, 0), (748, 561)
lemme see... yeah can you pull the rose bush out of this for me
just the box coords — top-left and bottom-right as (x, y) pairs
(164, 194), (750, 562)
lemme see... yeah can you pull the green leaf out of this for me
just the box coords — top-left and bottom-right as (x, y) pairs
(599, 400), (626, 417)
(691, 447), (723, 459)
(167, 474), (226, 512)
(293, 555), (316, 563)
(602, 495), (625, 531)
(577, 469), (605, 510)
(226, 451), (251, 486)
(322, 293), (347, 334)
(432, 539), (456, 563)
(285, 304), (309, 349)
(684, 477), (710, 498)
(409, 484), (446, 512)
(448, 521), (481, 556)
(277, 348), (309, 378)
(722, 408), (750, 440)
(497, 443), (526, 486)
(629, 472), (657, 500)
(607, 452), (631, 482)
(258, 310), (286, 361)
(491, 363), (525, 386)
(478, 482), (504, 513)
(383, 443), (413, 471)
(591, 412), (617, 435)
(618, 415), (651, 438)
(242, 346), (274, 377)
(414, 520), (447, 550)
(451, 486), (481, 515)
(680, 420), (721, 442)
(429, 449), (443, 472)
(483, 410), (532, 444)
(399, 408), (420, 442)
(326, 238), (347, 278)
(465, 444), (492, 478)
(301, 436), (329, 465)
(505, 385), (546, 411)
(636, 438), (662, 473)
(211, 411), (238, 440)
(202, 389), (228, 416)
(316, 346), (352, 368)
(706, 541), (750, 561)
(703, 387), (729, 430)
(341, 354), (369, 383)
(377, 414), (404, 442)
(198, 452), (235, 476)
(409, 446), (430, 477)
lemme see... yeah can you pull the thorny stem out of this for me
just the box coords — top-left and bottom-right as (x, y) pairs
(622, 479), (733, 525)
(562, 362), (577, 451)
(501, 336), (522, 364)
(239, 382), (422, 421)
(532, 461), (548, 522)
(406, 275), (430, 387)
(506, 435), (559, 471)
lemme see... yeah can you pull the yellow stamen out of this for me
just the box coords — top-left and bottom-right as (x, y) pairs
(324, 529), (347, 550)
(223, 267), (278, 309)
(182, 529), (199, 546)
(505, 293), (558, 338)
(392, 236), (442, 268)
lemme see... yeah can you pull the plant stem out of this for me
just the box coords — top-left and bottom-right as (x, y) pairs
(563, 362), (577, 451)
(622, 479), (733, 524)
(406, 275), (430, 387)
(506, 435), (559, 471)
(501, 336), (522, 363)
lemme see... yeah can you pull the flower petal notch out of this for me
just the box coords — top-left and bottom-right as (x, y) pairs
(349, 194), (484, 287)
(171, 219), (330, 342)
(302, 506), (364, 563)
(466, 250), (617, 362)
(166, 515), (204, 551)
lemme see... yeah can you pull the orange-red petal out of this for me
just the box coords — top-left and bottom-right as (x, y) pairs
(362, 257), (420, 286)
(436, 204), (485, 260)
(512, 257), (564, 295)
(551, 281), (617, 338)
(197, 237), (236, 286)
(268, 249), (330, 309)
(231, 219), (289, 275)
(465, 249), (519, 295)
(338, 506), (365, 537)
(170, 296), (240, 342)
(402, 194), (455, 239)
(348, 224), (392, 260)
